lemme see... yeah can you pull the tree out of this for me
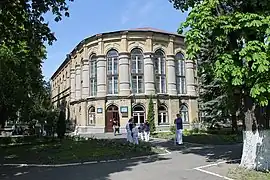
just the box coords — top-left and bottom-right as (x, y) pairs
(147, 96), (155, 133)
(0, 0), (74, 128)
(170, 0), (270, 171)
(56, 110), (66, 139)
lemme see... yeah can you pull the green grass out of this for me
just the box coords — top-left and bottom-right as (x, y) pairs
(228, 167), (270, 180)
(152, 130), (243, 145)
(0, 137), (165, 164)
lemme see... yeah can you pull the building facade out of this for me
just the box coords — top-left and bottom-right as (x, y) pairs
(51, 28), (198, 134)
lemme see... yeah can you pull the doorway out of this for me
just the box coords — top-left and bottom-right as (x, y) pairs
(106, 105), (119, 132)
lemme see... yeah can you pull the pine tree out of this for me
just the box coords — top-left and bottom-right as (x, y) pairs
(147, 96), (155, 133)
(56, 110), (66, 139)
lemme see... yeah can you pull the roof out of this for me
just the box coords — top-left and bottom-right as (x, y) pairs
(50, 28), (184, 80)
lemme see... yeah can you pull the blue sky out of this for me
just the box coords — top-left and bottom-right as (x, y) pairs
(43, 0), (188, 80)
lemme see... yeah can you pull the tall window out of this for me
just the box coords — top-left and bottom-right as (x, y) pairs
(88, 106), (96, 125)
(154, 50), (166, 93)
(180, 104), (189, 123)
(133, 105), (145, 124)
(175, 53), (186, 94)
(90, 55), (97, 96)
(107, 50), (119, 94)
(158, 105), (168, 125)
(131, 49), (144, 94)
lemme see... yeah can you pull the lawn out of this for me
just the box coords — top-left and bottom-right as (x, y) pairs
(0, 136), (165, 164)
(228, 167), (270, 180)
(152, 129), (243, 145)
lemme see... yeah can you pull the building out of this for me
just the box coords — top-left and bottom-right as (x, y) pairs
(50, 28), (198, 134)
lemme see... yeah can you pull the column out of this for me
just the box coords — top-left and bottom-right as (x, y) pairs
(96, 55), (106, 97)
(80, 101), (87, 126)
(82, 59), (89, 98)
(167, 55), (177, 95)
(70, 68), (75, 101)
(186, 60), (196, 96)
(144, 52), (155, 95)
(75, 64), (81, 100)
(119, 52), (130, 96)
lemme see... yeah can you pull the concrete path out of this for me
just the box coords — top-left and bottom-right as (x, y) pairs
(1, 134), (242, 180)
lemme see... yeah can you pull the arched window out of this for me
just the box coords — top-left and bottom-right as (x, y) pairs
(107, 50), (119, 95)
(158, 105), (168, 124)
(131, 48), (144, 94)
(133, 104), (145, 124)
(180, 104), (189, 123)
(88, 106), (96, 125)
(90, 54), (97, 96)
(154, 49), (166, 93)
(175, 53), (186, 94)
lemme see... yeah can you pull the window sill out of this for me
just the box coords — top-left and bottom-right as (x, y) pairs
(158, 123), (170, 126)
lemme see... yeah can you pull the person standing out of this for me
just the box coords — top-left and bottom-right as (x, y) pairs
(125, 118), (133, 143)
(138, 123), (144, 140)
(112, 118), (120, 136)
(144, 121), (150, 142)
(132, 123), (139, 145)
(174, 114), (183, 145)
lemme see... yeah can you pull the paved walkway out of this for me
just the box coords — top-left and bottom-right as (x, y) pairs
(1, 134), (242, 180)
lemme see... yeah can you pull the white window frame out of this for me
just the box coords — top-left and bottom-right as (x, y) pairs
(89, 55), (97, 96)
(154, 50), (166, 94)
(107, 50), (119, 95)
(158, 106), (168, 125)
(176, 53), (186, 94)
(131, 49), (144, 94)
(180, 104), (189, 123)
(88, 107), (96, 125)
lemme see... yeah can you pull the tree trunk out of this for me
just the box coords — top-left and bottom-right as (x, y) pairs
(240, 96), (270, 171)
(231, 114), (238, 133)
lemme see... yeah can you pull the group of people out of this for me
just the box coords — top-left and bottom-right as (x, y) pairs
(125, 118), (150, 144)
(111, 113), (183, 145)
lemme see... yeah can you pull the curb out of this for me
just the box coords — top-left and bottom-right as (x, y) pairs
(1, 148), (171, 168)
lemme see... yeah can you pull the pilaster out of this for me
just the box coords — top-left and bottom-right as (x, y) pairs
(144, 52), (155, 95)
(96, 55), (106, 97)
(75, 64), (81, 100)
(80, 101), (87, 126)
(70, 68), (76, 101)
(119, 52), (130, 96)
(82, 59), (89, 98)
(167, 55), (177, 95)
(186, 60), (196, 96)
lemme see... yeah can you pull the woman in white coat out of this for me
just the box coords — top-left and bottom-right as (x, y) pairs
(126, 118), (133, 143)
(132, 124), (139, 145)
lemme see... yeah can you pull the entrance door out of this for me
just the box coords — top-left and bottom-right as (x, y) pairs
(106, 105), (119, 132)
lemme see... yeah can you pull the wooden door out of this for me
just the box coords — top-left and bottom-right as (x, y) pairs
(106, 105), (119, 132)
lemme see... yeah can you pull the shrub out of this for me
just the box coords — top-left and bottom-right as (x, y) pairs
(170, 125), (176, 133)
(147, 96), (155, 133)
(56, 110), (66, 139)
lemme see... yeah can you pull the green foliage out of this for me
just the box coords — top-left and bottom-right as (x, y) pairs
(0, 0), (73, 127)
(56, 111), (66, 139)
(170, 125), (176, 133)
(177, 0), (270, 107)
(147, 96), (155, 133)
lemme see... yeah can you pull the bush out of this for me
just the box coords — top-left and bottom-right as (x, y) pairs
(56, 110), (66, 139)
(147, 96), (155, 133)
(170, 125), (176, 133)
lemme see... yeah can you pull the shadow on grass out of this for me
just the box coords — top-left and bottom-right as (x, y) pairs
(0, 156), (170, 180)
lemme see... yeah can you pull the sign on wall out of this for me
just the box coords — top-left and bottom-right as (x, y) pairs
(120, 106), (128, 113)
(97, 108), (103, 113)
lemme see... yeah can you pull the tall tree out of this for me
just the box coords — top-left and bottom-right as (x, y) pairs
(0, 0), (73, 128)
(170, 0), (270, 171)
(147, 96), (155, 133)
